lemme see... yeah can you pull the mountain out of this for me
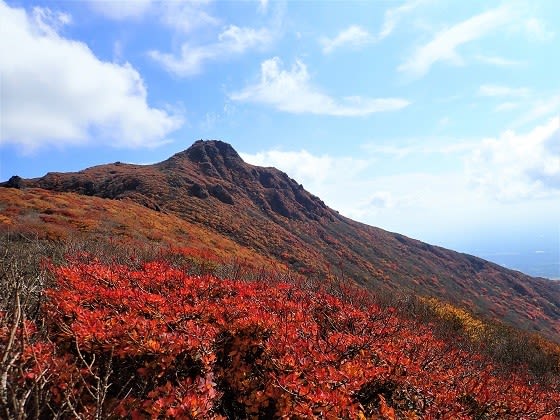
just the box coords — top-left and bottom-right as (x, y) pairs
(3, 140), (560, 342)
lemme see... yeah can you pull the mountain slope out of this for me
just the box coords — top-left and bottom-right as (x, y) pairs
(0, 187), (277, 269)
(3, 140), (559, 341)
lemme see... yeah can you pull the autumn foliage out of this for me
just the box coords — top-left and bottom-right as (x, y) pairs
(2, 253), (559, 419)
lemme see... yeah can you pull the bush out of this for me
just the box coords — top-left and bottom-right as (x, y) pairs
(1, 255), (558, 418)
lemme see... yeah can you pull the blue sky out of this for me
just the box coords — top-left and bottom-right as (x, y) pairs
(1, 0), (559, 277)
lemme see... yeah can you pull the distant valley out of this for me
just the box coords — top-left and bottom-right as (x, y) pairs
(445, 232), (560, 280)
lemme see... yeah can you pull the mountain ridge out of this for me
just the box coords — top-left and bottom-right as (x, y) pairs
(2, 140), (559, 342)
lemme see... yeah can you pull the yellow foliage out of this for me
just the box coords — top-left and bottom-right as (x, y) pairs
(421, 297), (488, 342)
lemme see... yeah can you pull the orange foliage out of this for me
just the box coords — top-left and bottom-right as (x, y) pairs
(3, 255), (558, 418)
(0, 187), (276, 268)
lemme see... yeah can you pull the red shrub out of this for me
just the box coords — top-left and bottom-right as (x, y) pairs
(2, 258), (558, 418)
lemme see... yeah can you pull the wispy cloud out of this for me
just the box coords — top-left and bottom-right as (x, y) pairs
(362, 138), (477, 158)
(258, 0), (269, 14)
(150, 25), (274, 76)
(319, 25), (374, 54)
(475, 54), (525, 67)
(31, 5), (72, 35)
(230, 57), (410, 116)
(478, 87), (559, 121)
(159, 1), (219, 34)
(515, 95), (560, 127)
(398, 4), (514, 78)
(378, 0), (425, 40)
(87, 0), (218, 33)
(495, 102), (519, 112)
(318, 0), (426, 54)
(478, 84), (531, 97)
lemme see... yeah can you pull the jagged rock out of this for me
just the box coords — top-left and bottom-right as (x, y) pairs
(189, 183), (209, 199)
(186, 140), (243, 165)
(3, 175), (24, 189)
(266, 190), (295, 219)
(209, 184), (234, 205)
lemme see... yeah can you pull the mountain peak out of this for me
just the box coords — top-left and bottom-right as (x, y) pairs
(160, 140), (331, 220)
(162, 140), (245, 179)
(183, 140), (243, 164)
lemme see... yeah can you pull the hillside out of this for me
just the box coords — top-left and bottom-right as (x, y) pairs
(2, 140), (560, 342)
(0, 187), (277, 269)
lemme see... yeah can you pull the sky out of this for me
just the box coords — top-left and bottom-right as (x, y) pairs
(1, 0), (559, 278)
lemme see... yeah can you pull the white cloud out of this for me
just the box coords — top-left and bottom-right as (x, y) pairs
(241, 149), (369, 185)
(230, 57), (410, 116)
(478, 84), (531, 97)
(467, 117), (560, 201)
(344, 171), (478, 239)
(398, 4), (514, 78)
(0, 1), (182, 151)
(378, 0), (425, 40)
(87, 0), (153, 20)
(149, 24), (273, 76)
(241, 149), (374, 218)
(320, 25), (374, 54)
(240, 147), (474, 238)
